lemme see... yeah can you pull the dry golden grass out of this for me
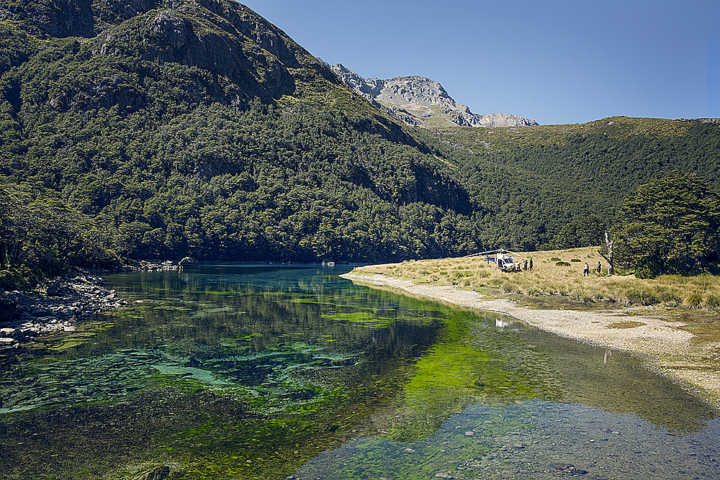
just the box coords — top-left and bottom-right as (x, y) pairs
(357, 246), (720, 311)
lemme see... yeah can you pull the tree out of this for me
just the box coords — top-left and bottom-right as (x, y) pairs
(600, 231), (614, 275)
(549, 214), (606, 250)
(614, 172), (720, 277)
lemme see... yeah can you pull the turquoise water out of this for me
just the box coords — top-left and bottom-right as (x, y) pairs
(0, 264), (718, 479)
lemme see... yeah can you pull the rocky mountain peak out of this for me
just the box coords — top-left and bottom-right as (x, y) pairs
(331, 64), (538, 128)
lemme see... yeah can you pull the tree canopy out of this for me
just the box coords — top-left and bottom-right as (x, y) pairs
(614, 172), (720, 277)
(1, 0), (719, 290)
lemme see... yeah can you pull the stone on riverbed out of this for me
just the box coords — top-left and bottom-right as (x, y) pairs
(135, 466), (170, 480)
(552, 463), (588, 475)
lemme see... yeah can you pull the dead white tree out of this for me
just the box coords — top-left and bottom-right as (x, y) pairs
(598, 230), (614, 275)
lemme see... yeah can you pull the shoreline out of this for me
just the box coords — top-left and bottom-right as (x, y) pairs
(0, 258), (193, 351)
(0, 272), (126, 350)
(341, 272), (720, 410)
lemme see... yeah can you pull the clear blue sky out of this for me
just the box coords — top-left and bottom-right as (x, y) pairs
(241, 0), (719, 125)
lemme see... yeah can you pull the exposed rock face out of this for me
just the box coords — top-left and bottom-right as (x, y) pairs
(331, 64), (538, 128)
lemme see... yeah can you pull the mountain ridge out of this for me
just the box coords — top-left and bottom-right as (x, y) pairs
(0, 0), (718, 276)
(331, 63), (538, 128)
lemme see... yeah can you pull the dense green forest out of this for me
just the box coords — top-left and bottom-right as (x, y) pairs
(0, 0), (719, 287)
(415, 117), (720, 250)
(613, 172), (720, 277)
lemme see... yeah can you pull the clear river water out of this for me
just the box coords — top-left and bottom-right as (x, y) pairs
(1, 264), (719, 479)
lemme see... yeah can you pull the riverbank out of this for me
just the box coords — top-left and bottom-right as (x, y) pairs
(0, 257), (199, 350)
(0, 272), (126, 350)
(341, 271), (720, 410)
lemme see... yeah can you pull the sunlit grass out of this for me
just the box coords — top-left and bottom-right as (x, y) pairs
(355, 246), (720, 310)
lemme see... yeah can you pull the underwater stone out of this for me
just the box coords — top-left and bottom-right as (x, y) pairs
(135, 466), (170, 480)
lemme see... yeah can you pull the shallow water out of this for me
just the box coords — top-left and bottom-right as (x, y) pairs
(0, 265), (717, 479)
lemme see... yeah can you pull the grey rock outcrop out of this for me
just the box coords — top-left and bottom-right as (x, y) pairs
(0, 272), (127, 348)
(331, 64), (538, 128)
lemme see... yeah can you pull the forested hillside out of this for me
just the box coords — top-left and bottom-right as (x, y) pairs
(415, 117), (720, 249)
(0, 0), (718, 279)
(0, 0), (480, 268)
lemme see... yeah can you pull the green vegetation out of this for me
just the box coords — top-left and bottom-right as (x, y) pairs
(0, 0), (480, 282)
(1, 0), (719, 290)
(415, 117), (720, 250)
(0, 184), (119, 289)
(613, 172), (720, 277)
(607, 321), (646, 329)
(355, 246), (720, 311)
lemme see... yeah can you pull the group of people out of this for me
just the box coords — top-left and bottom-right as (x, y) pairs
(522, 257), (533, 271)
(583, 261), (603, 276)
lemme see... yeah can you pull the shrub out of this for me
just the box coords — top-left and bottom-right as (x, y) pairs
(685, 293), (703, 308)
(0, 266), (36, 290)
(635, 261), (662, 279)
(550, 257), (561, 261)
(571, 258), (581, 262)
(657, 290), (682, 305)
(625, 288), (659, 306)
(706, 295), (720, 309)
(556, 261), (571, 266)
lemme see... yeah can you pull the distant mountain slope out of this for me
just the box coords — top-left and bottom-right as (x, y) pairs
(0, 0), (481, 262)
(331, 63), (538, 128)
(413, 116), (720, 249)
(0, 0), (717, 266)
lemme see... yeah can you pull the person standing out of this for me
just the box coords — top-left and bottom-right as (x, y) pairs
(583, 262), (590, 276)
(597, 261), (602, 275)
(529, 257), (533, 271)
(523, 259), (528, 271)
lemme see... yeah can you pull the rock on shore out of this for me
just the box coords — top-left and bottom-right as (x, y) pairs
(0, 272), (126, 349)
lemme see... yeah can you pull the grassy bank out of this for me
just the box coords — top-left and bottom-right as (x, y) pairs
(354, 246), (720, 311)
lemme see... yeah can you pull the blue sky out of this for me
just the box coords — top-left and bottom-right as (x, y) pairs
(241, 0), (718, 125)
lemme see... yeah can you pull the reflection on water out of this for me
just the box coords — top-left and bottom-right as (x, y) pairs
(300, 401), (720, 480)
(0, 264), (717, 479)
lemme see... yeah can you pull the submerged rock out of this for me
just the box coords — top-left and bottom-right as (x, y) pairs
(135, 466), (170, 480)
(552, 463), (589, 475)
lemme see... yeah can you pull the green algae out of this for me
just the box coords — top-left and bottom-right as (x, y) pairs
(386, 310), (562, 441)
(3, 266), (718, 480)
(151, 364), (233, 386)
(321, 311), (394, 328)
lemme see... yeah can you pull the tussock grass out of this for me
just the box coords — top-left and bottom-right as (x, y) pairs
(355, 246), (720, 311)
